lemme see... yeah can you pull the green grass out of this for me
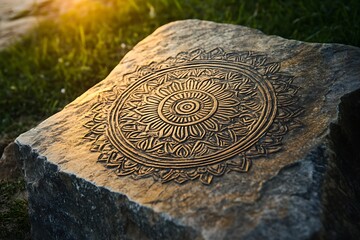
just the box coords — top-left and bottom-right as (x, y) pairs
(0, 180), (30, 240)
(0, 0), (359, 140)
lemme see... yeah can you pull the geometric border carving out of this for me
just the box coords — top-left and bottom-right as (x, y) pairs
(84, 48), (303, 184)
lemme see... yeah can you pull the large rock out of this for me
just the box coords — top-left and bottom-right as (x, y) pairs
(15, 20), (360, 239)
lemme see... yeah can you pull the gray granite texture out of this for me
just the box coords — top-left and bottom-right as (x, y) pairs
(12, 20), (360, 239)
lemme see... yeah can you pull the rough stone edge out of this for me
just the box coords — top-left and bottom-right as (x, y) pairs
(321, 89), (360, 239)
(236, 144), (326, 240)
(15, 141), (203, 240)
(7, 141), (327, 240)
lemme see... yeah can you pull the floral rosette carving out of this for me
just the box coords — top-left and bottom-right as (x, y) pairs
(84, 48), (303, 184)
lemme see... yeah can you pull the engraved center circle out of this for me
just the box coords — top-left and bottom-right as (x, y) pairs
(174, 100), (199, 115)
(158, 90), (218, 126)
(84, 49), (302, 184)
(108, 62), (277, 168)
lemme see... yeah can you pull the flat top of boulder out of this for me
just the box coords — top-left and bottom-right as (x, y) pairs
(17, 20), (360, 239)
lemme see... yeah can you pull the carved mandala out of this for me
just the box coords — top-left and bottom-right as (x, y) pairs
(84, 48), (303, 184)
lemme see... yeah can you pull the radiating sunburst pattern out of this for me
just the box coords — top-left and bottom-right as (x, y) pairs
(84, 48), (303, 184)
(122, 78), (244, 156)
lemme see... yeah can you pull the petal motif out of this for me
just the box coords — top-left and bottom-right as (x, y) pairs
(143, 95), (162, 104)
(218, 98), (240, 107)
(172, 126), (189, 142)
(174, 145), (191, 158)
(139, 114), (159, 124)
(189, 124), (206, 139)
(202, 118), (219, 131)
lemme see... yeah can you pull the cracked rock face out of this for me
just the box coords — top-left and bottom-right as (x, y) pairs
(14, 20), (360, 239)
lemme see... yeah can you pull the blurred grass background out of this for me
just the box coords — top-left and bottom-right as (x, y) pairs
(0, 0), (359, 141)
(0, 0), (359, 238)
(0, 179), (30, 240)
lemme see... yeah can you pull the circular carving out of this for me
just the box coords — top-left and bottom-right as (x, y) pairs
(158, 89), (218, 126)
(108, 63), (276, 168)
(84, 48), (303, 184)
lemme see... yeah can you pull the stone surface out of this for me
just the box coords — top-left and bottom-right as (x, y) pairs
(0, 143), (23, 181)
(0, 0), (103, 49)
(0, 0), (46, 49)
(14, 20), (360, 239)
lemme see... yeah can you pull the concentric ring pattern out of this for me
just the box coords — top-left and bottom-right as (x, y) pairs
(84, 48), (302, 184)
(108, 62), (276, 168)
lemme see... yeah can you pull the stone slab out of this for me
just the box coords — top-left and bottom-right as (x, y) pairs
(14, 20), (360, 239)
